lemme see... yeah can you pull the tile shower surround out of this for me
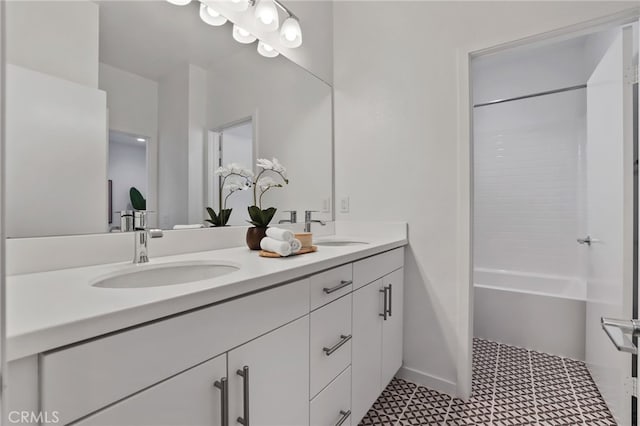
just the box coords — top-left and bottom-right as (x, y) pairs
(359, 338), (615, 425)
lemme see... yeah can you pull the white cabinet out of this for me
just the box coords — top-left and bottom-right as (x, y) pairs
(351, 267), (404, 424)
(310, 367), (352, 426)
(13, 247), (405, 426)
(352, 279), (384, 423)
(228, 316), (310, 426)
(76, 354), (227, 426)
(381, 268), (404, 387)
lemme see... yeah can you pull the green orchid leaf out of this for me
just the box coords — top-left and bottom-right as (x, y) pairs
(130, 187), (146, 210)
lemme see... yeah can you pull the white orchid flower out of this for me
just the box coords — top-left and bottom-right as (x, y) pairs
(257, 176), (283, 191)
(256, 158), (274, 170)
(271, 157), (287, 179)
(214, 166), (229, 176)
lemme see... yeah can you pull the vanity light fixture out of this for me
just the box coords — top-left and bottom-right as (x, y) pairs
(233, 24), (257, 44)
(166, 0), (302, 59)
(254, 0), (279, 31)
(228, 0), (250, 12)
(136, 138), (146, 142)
(279, 16), (301, 48)
(257, 40), (279, 58)
(199, 3), (228, 26)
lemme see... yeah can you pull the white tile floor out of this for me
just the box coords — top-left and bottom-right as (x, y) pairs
(359, 338), (616, 425)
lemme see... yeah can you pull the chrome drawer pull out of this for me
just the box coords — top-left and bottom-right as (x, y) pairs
(323, 334), (352, 356)
(335, 410), (351, 426)
(236, 366), (250, 426)
(213, 377), (229, 426)
(387, 284), (393, 317)
(323, 280), (352, 294)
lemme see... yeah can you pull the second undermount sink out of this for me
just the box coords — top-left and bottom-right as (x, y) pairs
(314, 240), (369, 247)
(92, 261), (240, 289)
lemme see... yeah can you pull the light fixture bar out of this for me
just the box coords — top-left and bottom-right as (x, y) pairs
(249, 0), (297, 19)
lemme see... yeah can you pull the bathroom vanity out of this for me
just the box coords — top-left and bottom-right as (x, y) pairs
(6, 225), (407, 426)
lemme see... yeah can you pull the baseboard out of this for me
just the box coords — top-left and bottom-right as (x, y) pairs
(396, 366), (457, 397)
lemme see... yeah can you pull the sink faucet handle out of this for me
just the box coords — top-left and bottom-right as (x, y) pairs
(283, 210), (297, 223)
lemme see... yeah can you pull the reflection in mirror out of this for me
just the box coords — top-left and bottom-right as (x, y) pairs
(107, 131), (149, 231)
(4, 0), (332, 238)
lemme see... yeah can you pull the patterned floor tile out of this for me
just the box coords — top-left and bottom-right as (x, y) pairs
(360, 338), (617, 426)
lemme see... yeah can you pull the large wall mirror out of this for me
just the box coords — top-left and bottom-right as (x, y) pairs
(4, 0), (333, 238)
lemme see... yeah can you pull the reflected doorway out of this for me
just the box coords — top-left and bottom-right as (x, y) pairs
(207, 119), (254, 227)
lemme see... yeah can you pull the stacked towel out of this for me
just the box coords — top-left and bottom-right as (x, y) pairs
(260, 237), (292, 257)
(262, 227), (302, 256)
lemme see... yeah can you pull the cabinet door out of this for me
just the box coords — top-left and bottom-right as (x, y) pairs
(351, 279), (384, 424)
(381, 268), (404, 387)
(75, 354), (227, 426)
(228, 316), (310, 426)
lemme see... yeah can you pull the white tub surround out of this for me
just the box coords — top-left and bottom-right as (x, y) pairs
(6, 222), (406, 426)
(474, 268), (586, 360)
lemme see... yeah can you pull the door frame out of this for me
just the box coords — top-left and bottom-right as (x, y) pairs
(456, 7), (640, 400)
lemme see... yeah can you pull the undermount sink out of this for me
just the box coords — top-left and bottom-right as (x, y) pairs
(92, 261), (239, 289)
(314, 240), (369, 247)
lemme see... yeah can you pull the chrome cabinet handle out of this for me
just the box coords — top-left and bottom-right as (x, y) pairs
(387, 284), (392, 317)
(379, 287), (388, 320)
(323, 334), (352, 356)
(213, 377), (229, 426)
(236, 366), (250, 426)
(335, 410), (351, 426)
(323, 280), (353, 294)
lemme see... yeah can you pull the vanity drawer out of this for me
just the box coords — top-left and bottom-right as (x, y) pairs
(41, 279), (310, 425)
(311, 366), (352, 426)
(353, 248), (404, 290)
(310, 263), (353, 311)
(310, 293), (352, 398)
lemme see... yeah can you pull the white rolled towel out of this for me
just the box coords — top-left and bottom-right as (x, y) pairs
(260, 237), (292, 257)
(290, 238), (302, 253)
(173, 224), (205, 230)
(266, 227), (294, 242)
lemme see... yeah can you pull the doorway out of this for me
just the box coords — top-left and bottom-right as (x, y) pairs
(206, 119), (255, 226)
(470, 21), (639, 425)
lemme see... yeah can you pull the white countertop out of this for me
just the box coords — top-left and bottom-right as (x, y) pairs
(7, 226), (407, 361)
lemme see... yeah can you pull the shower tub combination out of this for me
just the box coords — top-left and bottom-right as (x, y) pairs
(473, 268), (586, 360)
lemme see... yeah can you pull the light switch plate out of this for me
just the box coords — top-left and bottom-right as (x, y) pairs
(340, 197), (350, 213)
(322, 198), (331, 213)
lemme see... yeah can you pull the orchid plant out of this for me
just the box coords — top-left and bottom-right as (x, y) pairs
(206, 163), (253, 227)
(248, 158), (289, 228)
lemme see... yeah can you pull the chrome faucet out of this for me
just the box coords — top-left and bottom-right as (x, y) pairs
(133, 211), (163, 264)
(279, 210), (297, 224)
(304, 210), (326, 233)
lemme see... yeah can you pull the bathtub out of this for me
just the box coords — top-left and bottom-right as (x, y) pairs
(474, 268), (586, 360)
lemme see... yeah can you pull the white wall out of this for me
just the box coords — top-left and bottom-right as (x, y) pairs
(158, 65), (190, 229)
(6, 65), (108, 237)
(188, 65), (208, 225)
(99, 63), (159, 225)
(207, 50), (332, 222)
(472, 37), (590, 105)
(5, 0), (99, 88)
(333, 1), (638, 397)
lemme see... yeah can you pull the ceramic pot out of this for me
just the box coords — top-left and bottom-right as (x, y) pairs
(246, 227), (268, 250)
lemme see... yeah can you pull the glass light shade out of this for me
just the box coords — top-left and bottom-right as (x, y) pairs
(167, 0), (192, 5)
(199, 3), (228, 26)
(227, 0), (249, 12)
(232, 25), (257, 44)
(257, 41), (279, 58)
(279, 17), (302, 48)
(254, 0), (279, 32)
